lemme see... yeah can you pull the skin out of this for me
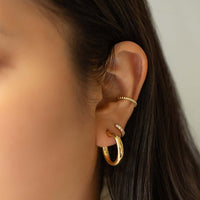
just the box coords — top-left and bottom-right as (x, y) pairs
(0, 0), (148, 200)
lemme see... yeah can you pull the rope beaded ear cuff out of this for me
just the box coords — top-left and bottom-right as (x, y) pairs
(102, 96), (138, 166)
(116, 96), (137, 107)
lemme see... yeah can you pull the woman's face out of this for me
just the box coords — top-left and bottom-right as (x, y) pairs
(0, 1), (98, 199)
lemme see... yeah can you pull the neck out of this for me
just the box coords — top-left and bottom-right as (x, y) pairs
(87, 154), (102, 200)
(79, 149), (102, 200)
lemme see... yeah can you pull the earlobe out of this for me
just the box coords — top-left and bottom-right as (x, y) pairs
(95, 41), (148, 149)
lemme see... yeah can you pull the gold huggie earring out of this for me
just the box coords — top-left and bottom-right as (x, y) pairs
(114, 123), (125, 137)
(102, 130), (124, 166)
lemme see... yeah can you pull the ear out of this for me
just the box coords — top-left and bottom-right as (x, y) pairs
(95, 41), (148, 147)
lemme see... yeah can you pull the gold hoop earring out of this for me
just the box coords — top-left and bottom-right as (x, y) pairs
(102, 130), (124, 166)
(116, 96), (137, 107)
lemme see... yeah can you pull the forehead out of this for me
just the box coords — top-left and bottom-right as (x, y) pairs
(0, 0), (36, 33)
(0, 0), (63, 41)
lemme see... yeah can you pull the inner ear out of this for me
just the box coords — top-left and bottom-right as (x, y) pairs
(96, 72), (124, 110)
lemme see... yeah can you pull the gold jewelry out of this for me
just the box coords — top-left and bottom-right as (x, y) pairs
(116, 96), (137, 107)
(102, 96), (136, 166)
(102, 130), (124, 166)
(114, 123), (125, 137)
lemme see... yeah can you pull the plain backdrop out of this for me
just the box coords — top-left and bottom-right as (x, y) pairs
(148, 0), (200, 149)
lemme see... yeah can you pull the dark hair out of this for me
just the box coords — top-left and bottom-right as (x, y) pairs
(33, 0), (200, 199)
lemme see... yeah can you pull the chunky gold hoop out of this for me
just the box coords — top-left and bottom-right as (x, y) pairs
(116, 96), (137, 107)
(102, 130), (124, 166)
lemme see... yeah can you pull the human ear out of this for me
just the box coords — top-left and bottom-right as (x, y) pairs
(95, 41), (148, 147)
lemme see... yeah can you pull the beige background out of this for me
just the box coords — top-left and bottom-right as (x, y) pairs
(148, 0), (200, 149)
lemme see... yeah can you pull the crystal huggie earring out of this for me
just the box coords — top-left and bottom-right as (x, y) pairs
(102, 96), (137, 166)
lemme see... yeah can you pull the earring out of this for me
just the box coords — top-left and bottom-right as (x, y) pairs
(114, 123), (125, 137)
(102, 130), (124, 166)
(102, 96), (137, 166)
(116, 96), (137, 107)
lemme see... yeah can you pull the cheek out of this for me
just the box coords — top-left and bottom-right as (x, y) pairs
(0, 61), (86, 197)
(0, 59), (78, 144)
